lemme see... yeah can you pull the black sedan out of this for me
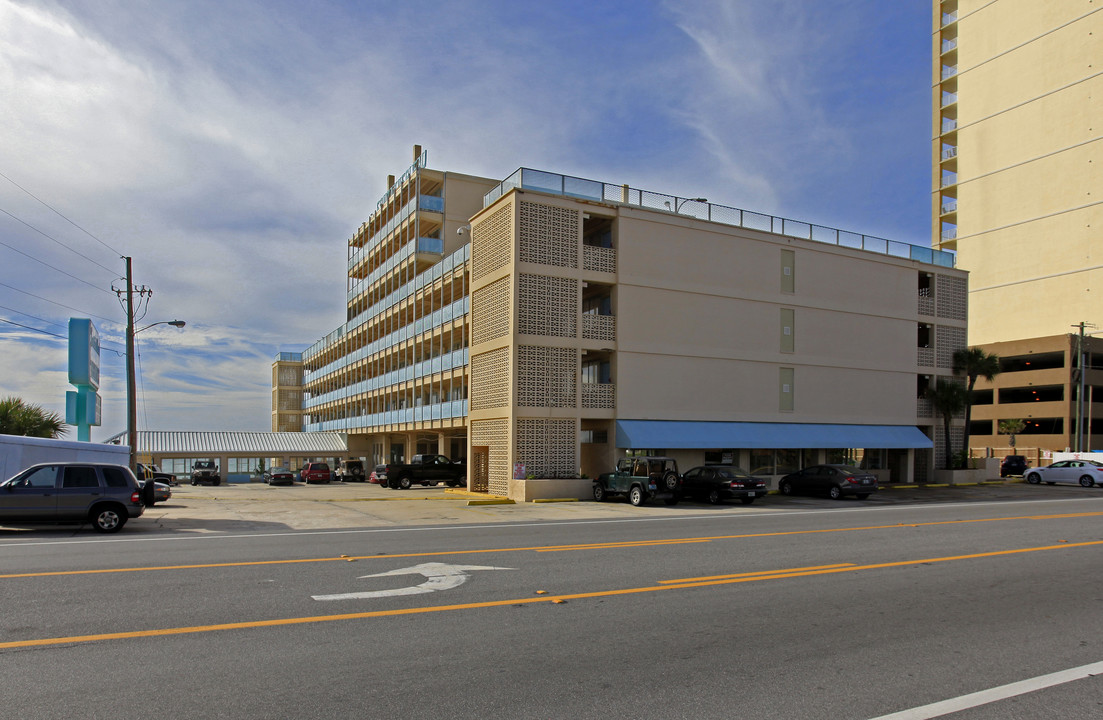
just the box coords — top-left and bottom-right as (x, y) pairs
(262, 467), (295, 486)
(680, 466), (767, 505)
(778, 464), (878, 500)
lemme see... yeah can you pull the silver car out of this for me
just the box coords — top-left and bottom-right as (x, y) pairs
(1025, 460), (1103, 487)
(0, 462), (145, 533)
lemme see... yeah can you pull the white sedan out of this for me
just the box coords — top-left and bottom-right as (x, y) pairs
(1025, 460), (1103, 487)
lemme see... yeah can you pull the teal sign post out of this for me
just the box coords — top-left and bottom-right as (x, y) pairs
(66, 318), (102, 442)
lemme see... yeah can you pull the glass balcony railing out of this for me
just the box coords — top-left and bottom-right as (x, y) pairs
(484, 168), (956, 268)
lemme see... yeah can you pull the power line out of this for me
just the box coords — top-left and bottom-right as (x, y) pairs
(0, 168), (125, 257)
(0, 280), (120, 325)
(0, 316), (65, 339)
(0, 205), (119, 277)
(0, 303), (125, 353)
(0, 232), (116, 295)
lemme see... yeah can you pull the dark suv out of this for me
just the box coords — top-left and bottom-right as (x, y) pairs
(1000, 455), (1027, 477)
(0, 462), (145, 533)
(593, 456), (681, 506)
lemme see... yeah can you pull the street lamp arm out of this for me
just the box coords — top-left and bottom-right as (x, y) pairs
(136, 320), (186, 334)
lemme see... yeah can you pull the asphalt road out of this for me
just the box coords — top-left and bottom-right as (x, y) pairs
(1, 488), (1102, 719)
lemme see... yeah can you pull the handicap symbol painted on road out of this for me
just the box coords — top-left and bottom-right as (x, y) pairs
(312, 562), (514, 601)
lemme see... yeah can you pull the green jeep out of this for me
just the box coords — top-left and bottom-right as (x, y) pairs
(593, 456), (681, 506)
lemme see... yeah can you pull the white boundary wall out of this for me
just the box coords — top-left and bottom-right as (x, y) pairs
(0, 434), (128, 481)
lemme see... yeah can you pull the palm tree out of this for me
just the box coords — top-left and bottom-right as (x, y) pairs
(0, 397), (66, 439)
(953, 347), (1001, 466)
(998, 418), (1026, 450)
(927, 381), (967, 470)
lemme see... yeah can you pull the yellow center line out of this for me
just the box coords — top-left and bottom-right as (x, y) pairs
(3, 510), (1102, 580)
(657, 563), (856, 583)
(2, 539), (1099, 651)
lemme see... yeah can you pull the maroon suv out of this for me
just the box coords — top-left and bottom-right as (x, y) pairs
(300, 462), (331, 484)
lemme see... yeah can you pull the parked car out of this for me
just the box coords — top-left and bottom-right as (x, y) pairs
(262, 467), (294, 486)
(382, 455), (465, 489)
(593, 456), (681, 506)
(680, 466), (767, 505)
(300, 462), (332, 484)
(190, 460), (221, 486)
(1000, 455), (1028, 477)
(335, 459), (365, 482)
(368, 464), (388, 485)
(778, 464), (878, 500)
(137, 478), (172, 503)
(1025, 460), (1103, 487)
(0, 462), (144, 533)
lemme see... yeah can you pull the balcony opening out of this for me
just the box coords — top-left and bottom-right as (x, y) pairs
(582, 214), (614, 248)
(918, 273), (932, 298)
(918, 323), (932, 349)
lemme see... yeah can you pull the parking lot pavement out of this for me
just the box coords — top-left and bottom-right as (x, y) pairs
(124, 478), (1103, 535)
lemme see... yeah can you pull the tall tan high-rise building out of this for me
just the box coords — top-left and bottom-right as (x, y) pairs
(933, 1), (1103, 453)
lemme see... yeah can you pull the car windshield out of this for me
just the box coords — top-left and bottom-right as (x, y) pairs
(195, 461), (214, 469)
(832, 466), (867, 475)
(271, 467), (288, 473)
(1086, 460), (1103, 467)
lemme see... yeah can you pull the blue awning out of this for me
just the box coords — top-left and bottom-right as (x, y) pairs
(615, 420), (932, 450)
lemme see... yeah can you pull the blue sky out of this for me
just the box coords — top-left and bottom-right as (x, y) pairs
(0, 0), (933, 440)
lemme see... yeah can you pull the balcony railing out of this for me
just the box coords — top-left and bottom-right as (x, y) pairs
(941, 38), (957, 53)
(941, 65), (958, 80)
(941, 117), (957, 133)
(582, 383), (616, 409)
(583, 245), (617, 273)
(485, 168), (955, 268)
(941, 199), (958, 214)
(582, 314), (616, 341)
(941, 146), (957, 160)
(941, 91), (958, 107)
(941, 11), (957, 26)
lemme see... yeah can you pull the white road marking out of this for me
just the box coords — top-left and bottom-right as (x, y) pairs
(868, 660), (1103, 719)
(311, 562), (513, 601)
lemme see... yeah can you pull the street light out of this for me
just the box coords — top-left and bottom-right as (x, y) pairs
(127, 314), (185, 505)
(675, 197), (708, 213)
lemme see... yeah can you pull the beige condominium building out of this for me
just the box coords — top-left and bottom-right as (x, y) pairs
(287, 149), (967, 498)
(932, 1), (1103, 452)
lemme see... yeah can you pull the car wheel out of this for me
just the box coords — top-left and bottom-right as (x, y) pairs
(213, 479), (221, 486)
(707, 489), (720, 505)
(1026, 472), (1041, 484)
(191, 480), (198, 486)
(828, 485), (843, 500)
(740, 497), (755, 505)
(855, 493), (870, 500)
(399, 476), (412, 490)
(660, 471), (679, 493)
(779, 480), (794, 496)
(628, 485), (645, 506)
(592, 483), (606, 502)
(90, 505), (126, 533)
(1079, 475), (1095, 487)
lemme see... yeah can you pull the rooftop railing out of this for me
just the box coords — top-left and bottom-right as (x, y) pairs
(483, 168), (955, 269)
